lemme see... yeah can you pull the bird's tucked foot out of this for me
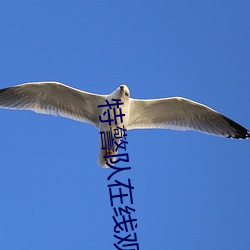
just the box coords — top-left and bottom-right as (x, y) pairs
(105, 148), (113, 162)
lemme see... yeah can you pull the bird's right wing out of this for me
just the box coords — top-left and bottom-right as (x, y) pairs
(128, 97), (249, 139)
(0, 82), (107, 127)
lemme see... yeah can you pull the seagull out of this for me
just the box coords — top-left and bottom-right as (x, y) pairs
(0, 82), (249, 167)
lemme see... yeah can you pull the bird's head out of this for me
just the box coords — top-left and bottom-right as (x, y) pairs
(110, 84), (130, 101)
(119, 84), (130, 98)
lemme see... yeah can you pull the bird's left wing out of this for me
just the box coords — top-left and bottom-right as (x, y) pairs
(0, 82), (106, 127)
(128, 97), (249, 139)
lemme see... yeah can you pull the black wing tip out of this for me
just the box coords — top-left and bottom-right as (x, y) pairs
(227, 132), (250, 139)
(223, 115), (250, 139)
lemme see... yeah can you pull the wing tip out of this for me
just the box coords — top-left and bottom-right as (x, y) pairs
(222, 115), (250, 139)
(227, 132), (250, 139)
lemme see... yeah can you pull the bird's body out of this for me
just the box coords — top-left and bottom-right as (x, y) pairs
(0, 82), (249, 167)
(97, 86), (131, 166)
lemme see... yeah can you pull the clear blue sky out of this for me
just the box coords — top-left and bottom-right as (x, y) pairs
(0, 1), (249, 250)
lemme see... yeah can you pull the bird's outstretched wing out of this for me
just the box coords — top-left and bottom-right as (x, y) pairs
(128, 97), (249, 139)
(0, 82), (106, 127)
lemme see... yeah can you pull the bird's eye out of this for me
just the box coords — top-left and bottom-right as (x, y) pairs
(125, 91), (129, 97)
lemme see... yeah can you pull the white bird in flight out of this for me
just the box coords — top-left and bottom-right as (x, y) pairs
(0, 82), (249, 167)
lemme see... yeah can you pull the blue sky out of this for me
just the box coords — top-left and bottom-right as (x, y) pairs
(0, 1), (249, 249)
